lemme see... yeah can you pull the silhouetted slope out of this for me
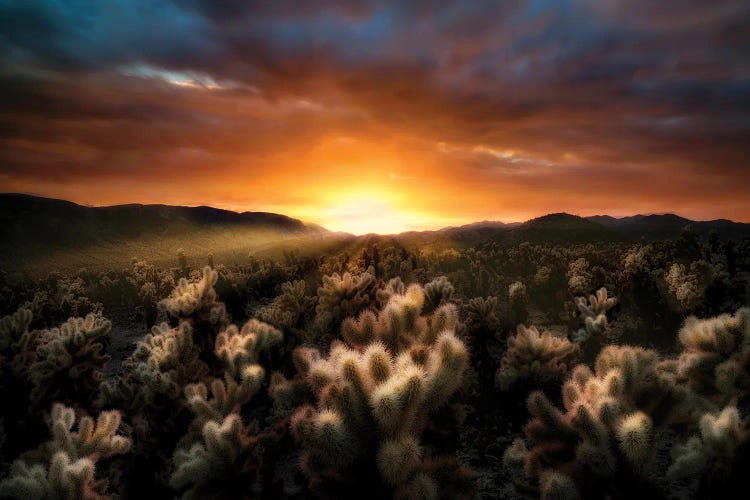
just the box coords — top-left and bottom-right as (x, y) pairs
(586, 213), (750, 239)
(0, 194), (327, 272)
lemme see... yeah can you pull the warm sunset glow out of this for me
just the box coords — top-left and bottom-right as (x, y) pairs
(300, 193), (448, 235)
(1, 1), (749, 229)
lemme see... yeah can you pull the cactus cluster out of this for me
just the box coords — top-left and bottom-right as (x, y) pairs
(568, 258), (593, 294)
(272, 283), (474, 496)
(423, 275), (455, 312)
(170, 319), (283, 498)
(21, 314), (111, 409)
(504, 344), (686, 497)
(255, 280), (315, 339)
(496, 325), (579, 391)
(665, 308), (750, 404)
(314, 269), (376, 332)
(159, 266), (229, 352)
(506, 309), (750, 498)
(572, 287), (617, 343)
(0, 403), (131, 499)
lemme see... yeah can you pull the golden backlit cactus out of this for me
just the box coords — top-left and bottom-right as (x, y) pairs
(505, 345), (686, 497)
(0, 403), (131, 500)
(315, 269), (377, 331)
(100, 322), (208, 411)
(277, 283), (473, 497)
(170, 319), (282, 498)
(572, 287), (617, 343)
(340, 283), (458, 352)
(496, 325), (579, 390)
(668, 308), (750, 403)
(159, 267), (229, 354)
(183, 319), (282, 430)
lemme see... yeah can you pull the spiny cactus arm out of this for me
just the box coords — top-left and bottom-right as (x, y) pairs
(170, 414), (260, 495)
(48, 403), (131, 460)
(0, 307), (32, 351)
(423, 276), (454, 311)
(377, 436), (423, 486)
(497, 326), (579, 390)
(0, 452), (106, 500)
(184, 375), (259, 425)
(27, 314), (111, 405)
(421, 331), (468, 411)
(668, 406), (748, 480)
(215, 319), (283, 386)
(616, 411), (654, 468)
(539, 470), (579, 500)
(158, 266), (226, 324)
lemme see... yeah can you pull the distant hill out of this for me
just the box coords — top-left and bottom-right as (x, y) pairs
(3, 194), (750, 274)
(0, 194), (327, 273)
(586, 214), (750, 239)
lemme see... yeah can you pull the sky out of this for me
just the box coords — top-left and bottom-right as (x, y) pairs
(1, 1), (749, 234)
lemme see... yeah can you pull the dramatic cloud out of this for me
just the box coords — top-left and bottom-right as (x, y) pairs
(1, 0), (749, 232)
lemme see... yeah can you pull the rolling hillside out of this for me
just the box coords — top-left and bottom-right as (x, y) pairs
(0, 194), (328, 273)
(2, 194), (749, 275)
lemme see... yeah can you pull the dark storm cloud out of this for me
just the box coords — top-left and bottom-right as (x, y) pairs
(1, 0), (749, 220)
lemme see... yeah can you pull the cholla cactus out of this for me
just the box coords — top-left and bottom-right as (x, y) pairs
(276, 284), (473, 496)
(160, 266), (227, 324)
(572, 287), (617, 343)
(668, 406), (748, 482)
(340, 284), (458, 352)
(464, 296), (500, 333)
(255, 280), (315, 339)
(315, 270), (376, 332)
(508, 281), (528, 324)
(621, 245), (652, 278)
(568, 258), (593, 295)
(376, 277), (406, 308)
(668, 308), (750, 403)
(0, 403), (130, 499)
(507, 345), (687, 497)
(0, 308), (33, 383)
(496, 325), (579, 391)
(171, 319), (282, 498)
(22, 314), (110, 408)
(159, 266), (229, 354)
(664, 263), (704, 312)
(0, 307), (32, 354)
(170, 414), (265, 499)
(185, 320), (283, 427)
(423, 276), (454, 312)
(98, 322), (208, 447)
